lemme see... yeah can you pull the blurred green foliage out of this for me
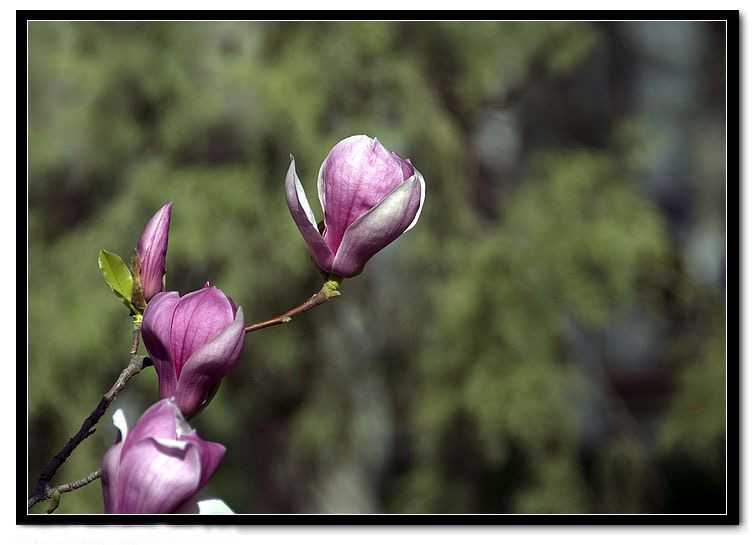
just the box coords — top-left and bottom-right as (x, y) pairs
(28, 21), (725, 514)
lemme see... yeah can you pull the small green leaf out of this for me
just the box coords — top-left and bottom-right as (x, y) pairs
(98, 249), (135, 310)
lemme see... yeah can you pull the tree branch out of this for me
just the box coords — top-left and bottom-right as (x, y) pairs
(28, 327), (151, 510)
(244, 278), (342, 334)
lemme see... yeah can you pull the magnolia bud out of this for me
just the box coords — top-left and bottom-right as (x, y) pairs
(286, 135), (425, 278)
(141, 284), (245, 418)
(136, 202), (172, 303)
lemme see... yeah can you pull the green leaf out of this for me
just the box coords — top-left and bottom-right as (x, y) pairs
(98, 249), (135, 310)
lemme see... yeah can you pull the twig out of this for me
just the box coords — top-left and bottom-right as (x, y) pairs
(244, 278), (342, 334)
(129, 325), (140, 355)
(104, 354), (150, 402)
(27, 469), (102, 512)
(28, 328), (151, 510)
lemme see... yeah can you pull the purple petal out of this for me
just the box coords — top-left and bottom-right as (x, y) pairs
(175, 307), (245, 418)
(101, 442), (123, 513)
(285, 156), (334, 272)
(320, 136), (412, 252)
(100, 420), (123, 513)
(115, 437), (202, 514)
(170, 286), (235, 374)
(137, 202), (172, 302)
(331, 171), (424, 278)
(101, 408), (130, 512)
(182, 431), (226, 489)
(141, 291), (180, 398)
(391, 152), (415, 180)
(120, 399), (181, 457)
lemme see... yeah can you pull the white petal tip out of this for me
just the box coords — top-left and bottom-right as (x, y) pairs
(153, 437), (190, 451)
(112, 408), (128, 442)
(403, 169), (426, 234)
(198, 499), (235, 514)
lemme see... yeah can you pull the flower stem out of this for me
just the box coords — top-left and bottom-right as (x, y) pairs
(129, 321), (141, 355)
(244, 277), (342, 334)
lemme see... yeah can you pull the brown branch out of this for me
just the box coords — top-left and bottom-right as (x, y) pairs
(28, 327), (151, 510)
(129, 324), (141, 354)
(27, 469), (102, 512)
(104, 354), (150, 401)
(244, 278), (342, 334)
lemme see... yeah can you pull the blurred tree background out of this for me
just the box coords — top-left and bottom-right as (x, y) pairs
(27, 21), (726, 514)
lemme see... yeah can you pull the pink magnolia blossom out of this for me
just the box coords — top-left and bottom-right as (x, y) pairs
(141, 284), (245, 418)
(101, 399), (226, 514)
(286, 135), (425, 278)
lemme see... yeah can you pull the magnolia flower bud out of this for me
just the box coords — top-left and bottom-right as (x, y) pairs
(101, 399), (225, 514)
(141, 283), (245, 418)
(286, 135), (425, 278)
(137, 202), (173, 303)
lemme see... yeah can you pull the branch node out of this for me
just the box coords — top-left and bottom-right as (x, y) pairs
(46, 489), (61, 514)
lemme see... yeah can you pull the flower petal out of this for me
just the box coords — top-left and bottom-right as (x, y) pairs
(174, 496), (235, 514)
(175, 307), (245, 418)
(101, 409), (128, 514)
(170, 286), (235, 374)
(101, 441), (123, 513)
(141, 291), (180, 398)
(285, 156), (334, 271)
(321, 136), (410, 252)
(137, 202), (172, 302)
(392, 152), (415, 180)
(153, 437), (190, 450)
(121, 399), (181, 457)
(316, 157), (327, 228)
(115, 437), (201, 514)
(401, 167), (426, 233)
(197, 498), (234, 514)
(112, 407), (129, 442)
(182, 431), (226, 489)
(331, 172), (424, 278)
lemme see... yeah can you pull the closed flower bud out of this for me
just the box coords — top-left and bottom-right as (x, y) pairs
(137, 202), (173, 303)
(141, 284), (245, 418)
(286, 135), (425, 278)
(101, 399), (225, 514)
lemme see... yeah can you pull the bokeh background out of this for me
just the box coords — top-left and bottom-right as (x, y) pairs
(27, 21), (726, 514)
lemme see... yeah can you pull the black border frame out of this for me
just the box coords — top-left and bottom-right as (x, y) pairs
(18, 9), (740, 526)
